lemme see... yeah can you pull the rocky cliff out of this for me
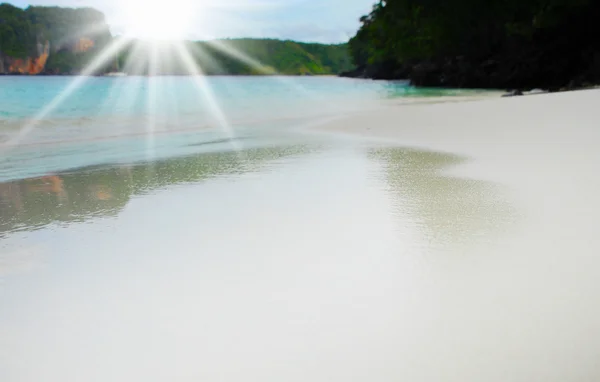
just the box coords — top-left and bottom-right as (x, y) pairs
(1, 41), (49, 74)
(0, 4), (112, 75)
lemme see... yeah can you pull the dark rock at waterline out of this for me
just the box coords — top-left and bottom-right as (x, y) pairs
(339, 68), (364, 78)
(502, 89), (524, 97)
(340, 51), (600, 91)
(340, 62), (411, 80)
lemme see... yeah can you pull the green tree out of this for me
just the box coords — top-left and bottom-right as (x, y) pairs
(348, 0), (600, 88)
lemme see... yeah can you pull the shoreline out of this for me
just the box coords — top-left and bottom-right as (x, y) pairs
(0, 73), (345, 78)
(313, 87), (600, 196)
(316, 87), (599, 154)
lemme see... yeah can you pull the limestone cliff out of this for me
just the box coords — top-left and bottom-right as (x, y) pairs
(72, 38), (95, 53)
(0, 4), (112, 75)
(4, 41), (50, 74)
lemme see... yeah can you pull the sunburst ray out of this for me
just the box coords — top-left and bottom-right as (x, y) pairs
(0, 37), (131, 151)
(172, 41), (242, 153)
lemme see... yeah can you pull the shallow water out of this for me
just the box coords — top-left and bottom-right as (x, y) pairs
(0, 76), (491, 150)
(0, 76), (480, 120)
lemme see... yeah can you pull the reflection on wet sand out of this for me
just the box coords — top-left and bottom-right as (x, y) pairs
(370, 147), (514, 250)
(0, 143), (530, 382)
(0, 145), (311, 238)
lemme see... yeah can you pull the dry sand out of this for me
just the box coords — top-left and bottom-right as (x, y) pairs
(320, 88), (600, 186)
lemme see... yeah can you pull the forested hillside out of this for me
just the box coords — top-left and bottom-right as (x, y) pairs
(118, 39), (352, 75)
(346, 0), (600, 89)
(0, 3), (352, 75)
(200, 39), (352, 75)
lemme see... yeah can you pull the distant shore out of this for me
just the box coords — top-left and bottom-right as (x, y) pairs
(0, 73), (340, 77)
(3, 71), (595, 96)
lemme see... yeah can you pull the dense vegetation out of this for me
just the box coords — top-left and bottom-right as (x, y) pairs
(198, 39), (352, 75)
(118, 39), (352, 75)
(0, 3), (37, 58)
(26, 6), (111, 47)
(0, 3), (352, 75)
(346, 0), (600, 89)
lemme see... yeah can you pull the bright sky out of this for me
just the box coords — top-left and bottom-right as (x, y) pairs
(10, 0), (376, 43)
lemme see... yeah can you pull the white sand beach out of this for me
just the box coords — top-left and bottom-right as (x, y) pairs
(2, 87), (600, 382)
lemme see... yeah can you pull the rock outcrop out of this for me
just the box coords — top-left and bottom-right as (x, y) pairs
(341, 53), (600, 92)
(0, 5), (112, 75)
(72, 37), (95, 53)
(3, 41), (50, 75)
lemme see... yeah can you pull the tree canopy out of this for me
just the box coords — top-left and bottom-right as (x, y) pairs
(0, 3), (37, 58)
(112, 38), (352, 76)
(348, 0), (600, 88)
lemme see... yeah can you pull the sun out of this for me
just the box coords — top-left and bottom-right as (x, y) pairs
(121, 0), (202, 40)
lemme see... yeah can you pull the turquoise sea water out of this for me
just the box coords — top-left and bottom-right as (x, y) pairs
(0, 76), (478, 181)
(1, 76), (409, 120)
(0, 76), (471, 120)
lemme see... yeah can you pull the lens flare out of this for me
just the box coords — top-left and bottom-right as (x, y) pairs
(173, 41), (241, 153)
(0, 37), (131, 151)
